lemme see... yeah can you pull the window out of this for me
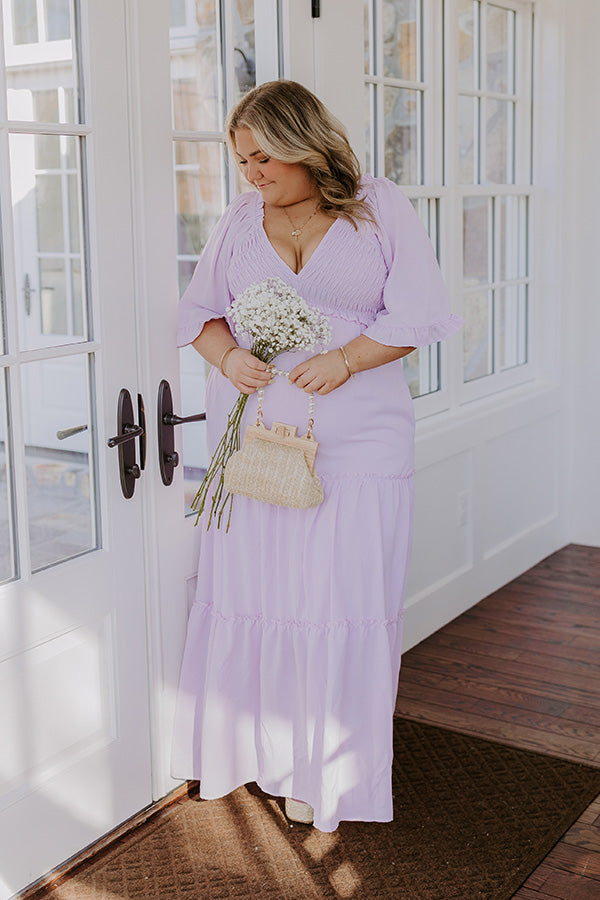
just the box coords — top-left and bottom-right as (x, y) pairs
(364, 0), (443, 402)
(365, 0), (534, 402)
(457, 0), (533, 393)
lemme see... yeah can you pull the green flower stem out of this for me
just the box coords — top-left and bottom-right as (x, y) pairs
(190, 345), (278, 532)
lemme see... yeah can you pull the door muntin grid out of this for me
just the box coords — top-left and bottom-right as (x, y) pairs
(1, 0), (100, 582)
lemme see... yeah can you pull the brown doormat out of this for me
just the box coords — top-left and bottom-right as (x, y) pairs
(33, 718), (600, 900)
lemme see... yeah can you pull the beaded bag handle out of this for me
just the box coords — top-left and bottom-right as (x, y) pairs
(255, 368), (315, 439)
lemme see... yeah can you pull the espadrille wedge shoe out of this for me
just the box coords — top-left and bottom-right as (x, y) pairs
(285, 797), (314, 824)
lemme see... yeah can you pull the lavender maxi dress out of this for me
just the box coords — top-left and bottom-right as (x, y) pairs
(171, 175), (462, 832)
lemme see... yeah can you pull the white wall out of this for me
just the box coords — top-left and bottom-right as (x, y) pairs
(564, 2), (600, 547)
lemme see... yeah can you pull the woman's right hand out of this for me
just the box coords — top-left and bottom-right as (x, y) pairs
(223, 347), (271, 394)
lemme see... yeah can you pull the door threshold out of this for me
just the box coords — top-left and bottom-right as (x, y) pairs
(13, 782), (191, 899)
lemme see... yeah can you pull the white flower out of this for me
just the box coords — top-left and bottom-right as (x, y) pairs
(226, 278), (332, 356)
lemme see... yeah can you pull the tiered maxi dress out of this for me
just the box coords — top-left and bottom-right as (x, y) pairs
(171, 174), (462, 832)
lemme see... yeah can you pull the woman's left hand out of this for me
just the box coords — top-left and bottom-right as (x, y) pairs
(289, 349), (350, 395)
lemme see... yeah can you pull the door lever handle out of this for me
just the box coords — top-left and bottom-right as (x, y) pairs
(157, 379), (205, 486)
(162, 411), (206, 426)
(137, 393), (147, 470)
(107, 424), (143, 448)
(107, 388), (145, 498)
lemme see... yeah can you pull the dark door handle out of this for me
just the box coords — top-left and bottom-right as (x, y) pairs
(107, 388), (145, 499)
(162, 411), (206, 426)
(107, 424), (143, 448)
(137, 393), (147, 470)
(157, 379), (205, 486)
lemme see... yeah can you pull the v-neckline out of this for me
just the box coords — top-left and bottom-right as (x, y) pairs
(256, 194), (341, 278)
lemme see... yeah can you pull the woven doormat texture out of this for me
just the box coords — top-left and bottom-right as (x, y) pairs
(35, 718), (600, 900)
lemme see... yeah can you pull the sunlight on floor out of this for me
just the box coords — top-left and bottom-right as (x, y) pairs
(302, 828), (338, 860)
(329, 860), (362, 897)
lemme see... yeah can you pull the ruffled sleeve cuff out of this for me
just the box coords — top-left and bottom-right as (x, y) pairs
(363, 311), (464, 348)
(177, 309), (225, 349)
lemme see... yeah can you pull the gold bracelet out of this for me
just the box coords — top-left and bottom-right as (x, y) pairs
(218, 346), (237, 377)
(339, 345), (355, 380)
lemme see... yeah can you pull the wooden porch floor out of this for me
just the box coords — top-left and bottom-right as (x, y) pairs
(395, 543), (600, 899)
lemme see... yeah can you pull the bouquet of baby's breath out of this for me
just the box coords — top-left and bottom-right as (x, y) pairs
(191, 277), (331, 531)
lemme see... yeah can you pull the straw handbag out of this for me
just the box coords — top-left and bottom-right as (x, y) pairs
(224, 388), (323, 509)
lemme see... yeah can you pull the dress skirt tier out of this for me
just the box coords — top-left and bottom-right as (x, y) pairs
(170, 175), (462, 832)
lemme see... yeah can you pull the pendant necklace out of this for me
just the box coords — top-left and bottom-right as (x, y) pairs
(282, 203), (319, 240)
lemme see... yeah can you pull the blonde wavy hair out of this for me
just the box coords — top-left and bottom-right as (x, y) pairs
(226, 80), (373, 229)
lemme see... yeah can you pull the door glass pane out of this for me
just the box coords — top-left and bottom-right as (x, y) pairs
(10, 133), (88, 350)
(487, 5), (514, 94)
(174, 141), (226, 295)
(383, 0), (419, 81)
(384, 86), (420, 185)
(21, 354), (96, 572)
(458, 0), (478, 91)
(0, 369), (16, 583)
(170, 0), (221, 132)
(486, 99), (514, 184)
(498, 195), (527, 281)
(458, 95), (477, 184)
(463, 290), (493, 381)
(5, 0), (81, 124)
(463, 197), (490, 285)
(499, 284), (527, 370)
(233, 1), (256, 102)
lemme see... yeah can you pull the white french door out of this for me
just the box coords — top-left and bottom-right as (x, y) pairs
(0, 0), (153, 895)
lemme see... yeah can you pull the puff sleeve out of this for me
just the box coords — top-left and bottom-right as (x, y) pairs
(363, 177), (462, 348)
(176, 193), (250, 347)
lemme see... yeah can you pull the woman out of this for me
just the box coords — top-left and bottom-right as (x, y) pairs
(171, 80), (461, 832)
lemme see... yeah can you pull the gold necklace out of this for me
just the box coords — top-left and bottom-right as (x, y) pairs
(282, 203), (319, 240)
